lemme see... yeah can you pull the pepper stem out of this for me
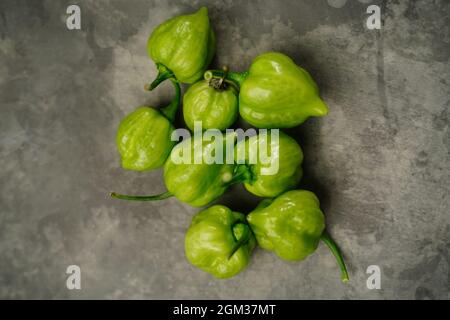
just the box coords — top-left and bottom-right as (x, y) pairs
(228, 223), (251, 259)
(321, 231), (349, 283)
(160, 78), (181, 122)
(224, 164), (253, 187)
(110, 191), (173, 201)
(146, 63), (175, 90)
(204, 69), (248, 89)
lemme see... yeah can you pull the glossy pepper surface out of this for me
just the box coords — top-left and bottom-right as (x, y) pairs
(116, 79), (181, 171)
(205, 52), (328, 128)
(234, 131), (303, 197)
(183, 79), (238, 131)
(185, 205), (256, 278)
(247, 189), (349, 281)
(111, 133), (237, 207)
(147, 7), (215, 89)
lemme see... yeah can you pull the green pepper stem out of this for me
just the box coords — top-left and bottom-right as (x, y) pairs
(228, 223), (251, 259)
(110, 191), (173, 201)
(160, 78), (181, 122)
(146, 63), (175, 90)
(321, 231), (349, 283)
(224, 165), (253, 187)
(204, 69), (249, 89)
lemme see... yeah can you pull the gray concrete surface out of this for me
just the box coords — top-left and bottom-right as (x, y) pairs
(0, 0), (449, 299)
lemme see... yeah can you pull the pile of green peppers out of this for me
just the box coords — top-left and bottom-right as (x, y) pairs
(111, 7), (349, 282)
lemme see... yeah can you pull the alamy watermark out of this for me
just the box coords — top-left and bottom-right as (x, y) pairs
(66, 265), (81, 290)
(327, 0), (381, 30)
(170, 122), (280, 175)
(66, 5), (81, 30)
(366, 265), (381, 289)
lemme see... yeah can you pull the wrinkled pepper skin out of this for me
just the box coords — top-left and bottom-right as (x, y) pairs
(147, 7), (215, 85)
(116, 79), (180, 171)
(234, 131), (303, 197)
(163, 135), (235, 207)
(205, 52), (328, 128)
(239, 52), (328, 128)
(247, 190), (325, 261)
(116, 107), (175, 171)
(183, 80), (238, 131)
(185, 205), (256, 278)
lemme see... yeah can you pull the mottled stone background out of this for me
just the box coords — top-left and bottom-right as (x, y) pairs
(0, 0), (448, 299)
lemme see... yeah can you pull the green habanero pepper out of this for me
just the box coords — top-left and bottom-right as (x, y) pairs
(147, 7), (215, 90)
(183, 78), (238, 131)
(247, 190), (349, 282)
(205, 52), (328, 128)
(234, 131), (303, 197)
(185, 205), (256, 278)
(111, 133), (240, 207)
(116, 79), (181, 171)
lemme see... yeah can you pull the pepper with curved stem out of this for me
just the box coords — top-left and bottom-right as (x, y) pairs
(321, 231), (349, 282)
(147, 7), (215, 88)
(247, 189), (349, 282)
(185, 205), (256, 278)
(228, 222), (252, 259)
(112, 131), (237, 207)
(115, 75), (181, 172)
(205, 52), (328, 128)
